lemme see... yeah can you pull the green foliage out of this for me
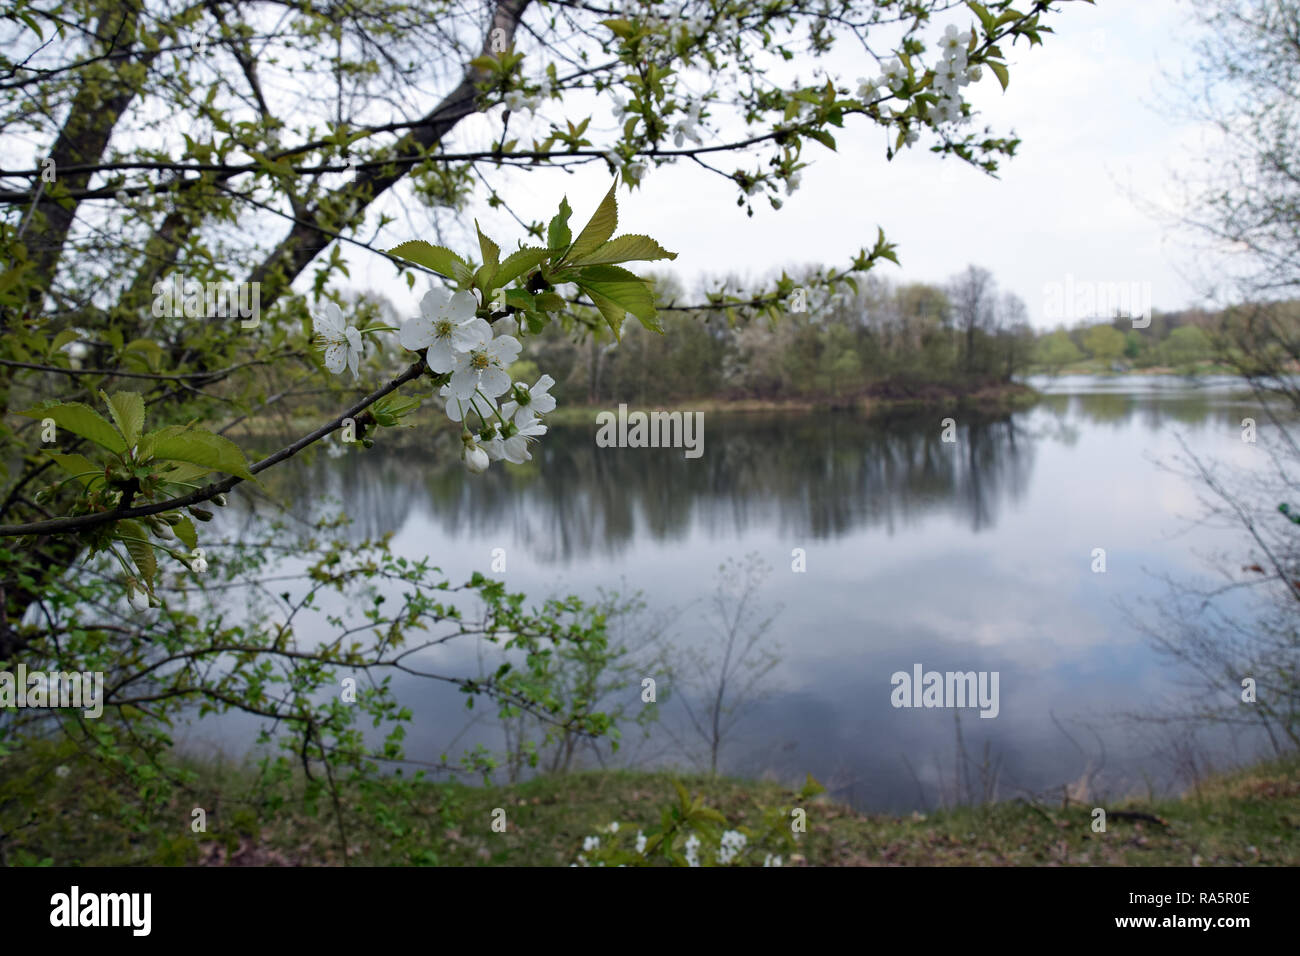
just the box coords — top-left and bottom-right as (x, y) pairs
(572, 774), (825, 866)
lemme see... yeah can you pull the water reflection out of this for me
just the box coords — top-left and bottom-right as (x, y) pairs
(213, 379), (1283, 810)
(260, 412), (1038, 558)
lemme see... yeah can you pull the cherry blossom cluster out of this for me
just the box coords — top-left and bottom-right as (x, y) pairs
(930, 25), (981, 126)
(313, 288), (556, 474)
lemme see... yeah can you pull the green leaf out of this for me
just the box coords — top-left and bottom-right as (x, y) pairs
(44, 452), (100, 486)
(371, 395), (422, 427)
(386, 241), (474, 285)
(122, 338), (164, 373)
(493, 246), (550, 288)
(564, 180), (619, 263)
(806, 128), (837, 151)
(566, 234), (677, 267)
(48, 329), (79, 357)
(575, 264), (660, 338)
(101, 390), (145, 448)
(475, 221), (500, 270)
(547, 197), (573, 253)
(172, 516), (198, 550)
(117, 519), (157, 591)
(19, 401), (126, 455)
(144, 425), (255, 481)
(600, 18), (635, 39)
(988, 60), (1009, 91)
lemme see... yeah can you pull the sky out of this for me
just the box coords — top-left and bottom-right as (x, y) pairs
(355, 0), (1219, 330)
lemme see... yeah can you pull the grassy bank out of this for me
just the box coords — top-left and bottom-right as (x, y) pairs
(5, 740), (1296, 866)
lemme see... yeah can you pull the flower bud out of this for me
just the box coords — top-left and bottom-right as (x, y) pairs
(188, 506), (214, 522)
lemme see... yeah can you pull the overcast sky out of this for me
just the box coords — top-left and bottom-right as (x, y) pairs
(357, 0), (1217, 331)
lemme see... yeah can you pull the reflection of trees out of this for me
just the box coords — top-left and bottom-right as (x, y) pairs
(250, 410), (1038, 561)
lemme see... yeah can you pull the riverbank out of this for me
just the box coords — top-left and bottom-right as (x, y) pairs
(5, 740), (1295, 866)
(226, 380), (1041, 442)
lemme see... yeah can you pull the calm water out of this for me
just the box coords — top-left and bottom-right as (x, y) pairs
(188, 375), (1283, 811)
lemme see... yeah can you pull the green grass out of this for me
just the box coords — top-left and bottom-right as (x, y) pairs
(4, 737), (1297, 866)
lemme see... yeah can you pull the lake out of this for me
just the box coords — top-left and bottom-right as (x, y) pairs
(188, 375), (1284, 812)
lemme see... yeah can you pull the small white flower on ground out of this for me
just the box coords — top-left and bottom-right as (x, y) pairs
(583, 835), (600, 852)
(501, 374), (557, 426)
(683, 832), (700, 867)
(763, 853), (782, 867)
(717, 829), (747, 864)
(55, 765), (70, 779)
(313, 302), (364, 380)
(400, 289), (483, 372)
(448, 327), (521, 399)
(635, 831), (647, 853)
(608, 822), (619, 834)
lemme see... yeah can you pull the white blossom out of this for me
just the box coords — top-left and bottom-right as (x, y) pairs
(440, 384), (497, 424)
(763, 853), (782, 867)
(879, 58), (907, 92)
(635, 831), (647, 853)
(583, 835), (601, 852)
(501, 374), (557, 426)
(448, 326), (521, 399)
(461, 437), (490, 474)
(672, 100), (704, 147)
(399, 289), (483, 372)
(939, 24), (973, 61)
(313, 302), (364, 380)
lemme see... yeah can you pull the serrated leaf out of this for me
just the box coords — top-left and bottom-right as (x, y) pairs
(117, 519), (157, 591)
(102, 390), (145, 448)
(566, 234), (677, 267)
(475, 221), (500, 270)
(575, 264), (658, 321)
(386, 241), (474, 285)
(19, 401), (126, 455)
(145, 425), (255, 481)
(564, 180), (619, 263)
(547, 197), (573, 253)
(493, 246), (550, 288)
